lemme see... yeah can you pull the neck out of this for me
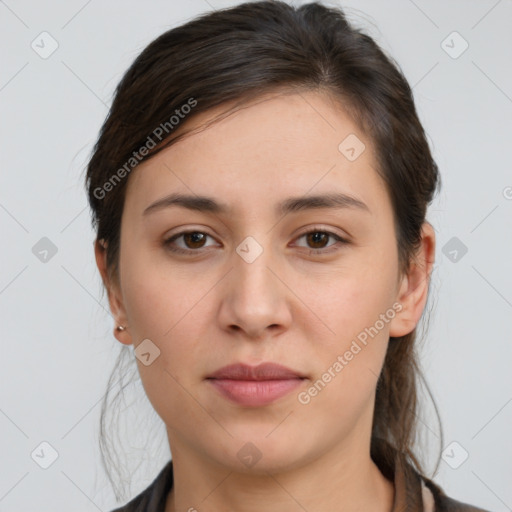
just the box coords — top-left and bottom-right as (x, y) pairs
(164, 438), (394, 512)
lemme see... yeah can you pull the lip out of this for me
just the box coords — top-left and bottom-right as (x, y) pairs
(206, 363), (306, 407)
(207, 362), (306, 380)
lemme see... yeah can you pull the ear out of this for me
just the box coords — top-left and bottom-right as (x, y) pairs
(94, 239), (133, 345)
(389, 222), (436, 338)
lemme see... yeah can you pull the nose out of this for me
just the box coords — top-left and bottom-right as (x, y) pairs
(217, 241), (292, 340)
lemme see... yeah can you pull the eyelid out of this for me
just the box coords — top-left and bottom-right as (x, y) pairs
(291, 225), (350, 254)
(163, 225), (350, 255)
(294, 224), (350, 242)
(164, 229), (219, 253)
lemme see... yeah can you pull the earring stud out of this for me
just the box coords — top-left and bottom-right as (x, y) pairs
(116, 325), (126, 332)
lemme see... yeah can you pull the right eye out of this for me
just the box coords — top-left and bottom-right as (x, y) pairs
(163, 230), (218, 255)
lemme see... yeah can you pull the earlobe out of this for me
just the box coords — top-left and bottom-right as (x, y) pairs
(94, 239), (133, 346)
(113, 324), (133, 346)
(389, 222), (436, 338)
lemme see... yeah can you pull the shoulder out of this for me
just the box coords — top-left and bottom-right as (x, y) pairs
(110, 493), (146, 512)
(108, 460), (174, 512)
(423, 476), (492, 512)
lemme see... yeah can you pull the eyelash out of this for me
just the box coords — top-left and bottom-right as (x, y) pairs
(163, 227), (349, 256)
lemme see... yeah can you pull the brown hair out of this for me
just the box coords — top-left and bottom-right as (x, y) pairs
(85, 0), (442, 500)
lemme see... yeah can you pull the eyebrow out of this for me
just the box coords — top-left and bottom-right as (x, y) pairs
(142, 191), (371, 217)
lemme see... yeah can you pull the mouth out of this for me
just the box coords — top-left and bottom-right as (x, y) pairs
(206, 362), (306, 407)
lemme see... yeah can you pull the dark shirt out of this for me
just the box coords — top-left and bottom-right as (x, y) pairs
(110, 453), (491, 512)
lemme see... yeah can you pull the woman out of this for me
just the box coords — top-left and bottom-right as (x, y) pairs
(86, 1), (490, 511)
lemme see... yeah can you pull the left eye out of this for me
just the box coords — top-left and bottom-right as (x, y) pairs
(163, 229), (348, 255)
(294, 230), (347, 253)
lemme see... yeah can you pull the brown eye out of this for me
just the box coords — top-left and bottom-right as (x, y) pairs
(182, 232), (207, 249)
(305, 232), (330, 249)
(164, 228), (348, 257)
(164, 231), (216, 254)
(294, 229), (349, 255)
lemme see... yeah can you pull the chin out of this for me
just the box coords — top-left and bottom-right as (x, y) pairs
(210, 436), (308, 476)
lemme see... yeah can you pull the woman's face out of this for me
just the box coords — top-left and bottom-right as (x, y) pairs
(98, 90), (432, 473)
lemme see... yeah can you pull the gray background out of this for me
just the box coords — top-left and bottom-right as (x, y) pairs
(1, 1), (511, 510)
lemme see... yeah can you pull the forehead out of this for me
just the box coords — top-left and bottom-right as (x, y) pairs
(124, 90), (389, 219)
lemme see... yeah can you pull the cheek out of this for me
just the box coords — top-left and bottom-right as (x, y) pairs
(303, 268), (396, 403)
(125, 276), (211, 426)
(301, 303), (391, 424)
(124, 273), (208, 363)
(119, 262), (212, 420)
(120, 241), (202, 337)
(313, 265), (397, 343)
